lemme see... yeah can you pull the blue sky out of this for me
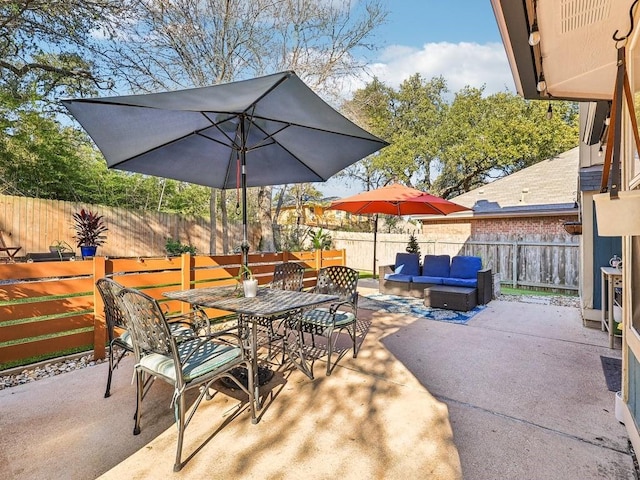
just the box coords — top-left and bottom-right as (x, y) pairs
(317, 0), (515, 198)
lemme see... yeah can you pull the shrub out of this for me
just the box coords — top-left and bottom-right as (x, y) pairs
(165, 238), (196, 256)
(406, 234), (421, 258)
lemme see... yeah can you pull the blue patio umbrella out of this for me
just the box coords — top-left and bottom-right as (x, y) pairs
(62, 71), (388, 266)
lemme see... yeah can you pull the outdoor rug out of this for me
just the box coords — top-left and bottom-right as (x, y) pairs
(359, 293), (485, 325)
(600, 356), (622, 392)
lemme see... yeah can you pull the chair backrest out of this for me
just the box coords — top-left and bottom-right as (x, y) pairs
(271, 262), (305, 291)
(394, 253), (420, 276)
(96, 278), (128, 341)
(422, 255), (451, 277)
(119, 287), (174, 358)
(313, 266), (359, 305)
(450, 256), (482, 279)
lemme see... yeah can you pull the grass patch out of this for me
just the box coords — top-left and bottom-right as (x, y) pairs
(500, 286), (578, 297)
(0, 345), (93, 371)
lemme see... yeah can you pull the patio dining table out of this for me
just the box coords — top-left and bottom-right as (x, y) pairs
(163, 286), (339, 409)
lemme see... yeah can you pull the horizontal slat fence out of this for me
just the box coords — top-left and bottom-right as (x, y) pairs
(0, 249), (345, 369)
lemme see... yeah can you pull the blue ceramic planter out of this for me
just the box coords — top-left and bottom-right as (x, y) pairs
(80, 246), (97, 259)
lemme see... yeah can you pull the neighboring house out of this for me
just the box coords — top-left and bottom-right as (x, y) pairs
(275, 202), (370, 229)
(415, 147), (579, 241)
(491, 0), (639, 453)
(413, 148), (580, 291)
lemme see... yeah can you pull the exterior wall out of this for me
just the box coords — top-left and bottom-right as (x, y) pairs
(421, 215), (576, 239)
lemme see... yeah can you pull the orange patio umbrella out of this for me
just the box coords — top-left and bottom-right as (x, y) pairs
(328, 183), (470, 278)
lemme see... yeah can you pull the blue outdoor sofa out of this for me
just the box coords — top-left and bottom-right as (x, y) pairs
(379, 253), (492, 304)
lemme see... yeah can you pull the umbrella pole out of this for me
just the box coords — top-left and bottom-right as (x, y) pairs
(373, 214), (378, 280)
(240, 119), (249, 272)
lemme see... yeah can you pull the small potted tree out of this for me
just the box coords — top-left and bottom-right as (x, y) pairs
(73, 209), (108, 259)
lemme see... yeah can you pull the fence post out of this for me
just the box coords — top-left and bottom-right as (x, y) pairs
(512, 241), (518, 288)
(180, 252), (192, 314)
(315, 249), (322, 271)
(93, 256), (107, 360)
(341, 248), (346, 267)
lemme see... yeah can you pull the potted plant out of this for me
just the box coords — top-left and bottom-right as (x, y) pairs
(308, 228), (332, 250)
(49, 240), (75, 261)
(73, 209), (108, 259)
(238, 264), (258, 297)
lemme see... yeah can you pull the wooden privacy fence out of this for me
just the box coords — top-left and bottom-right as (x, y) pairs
(0, 193), (258, 257)
(332, 232), (579, 292)
(0, 249), (346, 369)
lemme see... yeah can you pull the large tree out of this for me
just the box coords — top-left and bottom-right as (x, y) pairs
(432, 87), (578, 198)
(1, 2), (111, 199)
(341, 74), (448, 191)
(0, 1), (131, 107)
(343, 76), (579, 198)
(102, 0), (387, 252)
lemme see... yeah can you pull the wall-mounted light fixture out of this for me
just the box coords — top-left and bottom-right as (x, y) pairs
(529, 20), (541, 46)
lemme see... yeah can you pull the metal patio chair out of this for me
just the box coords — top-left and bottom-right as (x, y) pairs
(119, 287), (255, 472)
(0, 230), (21, 263)
(290, 265), (359, 378)
(96, 277), (209, 398)
(246, 262), (306, 362)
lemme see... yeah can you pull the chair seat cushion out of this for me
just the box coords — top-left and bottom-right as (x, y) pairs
(116, 330), (133, 348)
(384, 273), (414, 282)
(301, 307), (355, 328)
(443, 277), (478, 288)
(139, 339), (241, 383)
(411, 275), (445, 285)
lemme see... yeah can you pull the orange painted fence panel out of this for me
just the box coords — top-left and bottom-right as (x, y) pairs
(0, 250), (346, 368)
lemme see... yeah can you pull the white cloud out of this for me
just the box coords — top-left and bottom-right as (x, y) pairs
(347, 41), (515, 97)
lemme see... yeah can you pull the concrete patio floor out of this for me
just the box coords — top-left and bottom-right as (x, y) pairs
(0, 283), (635, 479)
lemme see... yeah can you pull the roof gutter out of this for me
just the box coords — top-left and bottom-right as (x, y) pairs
(413, 207), (578, 222)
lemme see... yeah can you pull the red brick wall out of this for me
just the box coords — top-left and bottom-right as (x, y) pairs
(421, 215), (577, 240)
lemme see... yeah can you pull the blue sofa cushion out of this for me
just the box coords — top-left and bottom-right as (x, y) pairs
(450, 256), (482, 279)
(443, 277), (478, 288)
(392, 253), (420, 276)
(385, 273), (414, 282)
(422, 255), (450, 277)
(412, 275), (445, 285)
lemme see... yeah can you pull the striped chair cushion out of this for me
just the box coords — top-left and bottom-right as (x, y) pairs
(115, 330), (133, 348)
(139, 339), (241, 383)
(301, 308), (355, 327)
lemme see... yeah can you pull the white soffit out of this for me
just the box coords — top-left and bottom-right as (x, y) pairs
(538, 0), (630, 100)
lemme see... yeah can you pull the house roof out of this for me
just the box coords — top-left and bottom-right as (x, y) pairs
(416, 148), (579, 219)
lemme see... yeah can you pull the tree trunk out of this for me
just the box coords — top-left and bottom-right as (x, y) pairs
(272, 185), (287, 251)
(257, 186), (275, 251)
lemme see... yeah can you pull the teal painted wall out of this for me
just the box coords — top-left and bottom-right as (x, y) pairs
(593, 207), (622, 310)
(628, 347), (640, 431)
